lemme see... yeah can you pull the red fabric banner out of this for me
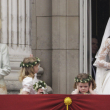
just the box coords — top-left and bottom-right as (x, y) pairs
(0, 94), (110, 110)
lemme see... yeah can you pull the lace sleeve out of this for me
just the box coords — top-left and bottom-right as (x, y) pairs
(94, 38), (110, 69)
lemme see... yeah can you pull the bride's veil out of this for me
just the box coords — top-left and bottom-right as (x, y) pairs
(94, 17), (110, 94)
(95, 17), (110, 60)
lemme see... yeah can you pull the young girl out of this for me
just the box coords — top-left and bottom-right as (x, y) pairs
(19, 57), (43, 94)
(71, 73), (96, 94)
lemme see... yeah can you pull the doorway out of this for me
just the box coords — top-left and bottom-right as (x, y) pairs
(91, 0), (110, 80)
(92, 0), (110, 46)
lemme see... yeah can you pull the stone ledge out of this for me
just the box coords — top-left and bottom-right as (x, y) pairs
(7, 90), (20, 94)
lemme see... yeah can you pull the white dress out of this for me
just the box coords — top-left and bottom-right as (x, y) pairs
(21, 77), (36, 94)
(94, 38), (110, 94)
(21, 74), (48, 94)
(71, 90), (91, 94)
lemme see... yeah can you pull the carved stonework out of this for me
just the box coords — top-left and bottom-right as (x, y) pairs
(0, 0), (43, 91)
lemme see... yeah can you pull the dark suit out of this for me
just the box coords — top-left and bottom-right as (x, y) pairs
(92, 58), (96, 80)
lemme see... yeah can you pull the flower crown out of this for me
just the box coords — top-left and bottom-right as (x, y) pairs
(20, 57), (40, 68)
(74, 75), (92, 83)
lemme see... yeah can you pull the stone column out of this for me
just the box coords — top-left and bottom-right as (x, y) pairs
(1, 0), (7, 43)
(1, 0), (31, 91)
(52, 0), (79, 94)
(31, 0), (52, 86)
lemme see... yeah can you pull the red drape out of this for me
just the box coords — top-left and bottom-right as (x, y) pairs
(0, 94), (110, 110)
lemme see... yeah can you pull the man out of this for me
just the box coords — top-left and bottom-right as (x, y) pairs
(92, 37), (98, 80)
(0, 19), (11, 94)
(0, 44), (11, 94)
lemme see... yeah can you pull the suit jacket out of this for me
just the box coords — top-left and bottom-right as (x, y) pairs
(92, 58), (96, 80)
(0, 44), (11, 94)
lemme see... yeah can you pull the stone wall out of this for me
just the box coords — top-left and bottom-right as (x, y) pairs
(31, 0), (79, 94)
(0, 0), (79, 94)
(0, 0), (31, 91)
(52, 0), (79, 94)
(31, 0), (52, 87)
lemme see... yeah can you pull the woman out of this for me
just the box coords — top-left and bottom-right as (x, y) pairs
(0, 44), (11, 94)
(94, 18), (110, 94)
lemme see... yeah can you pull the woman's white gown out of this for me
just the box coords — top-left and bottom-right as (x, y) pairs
(94, 38), (110, 94)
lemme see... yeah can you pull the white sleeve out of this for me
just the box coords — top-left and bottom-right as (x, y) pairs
(71, 91), (75, 94)
(22, 77), (33, 93)
(94, 38), (110, 69)
(71, 90), (77, 94)
(0, 44), (11, 76)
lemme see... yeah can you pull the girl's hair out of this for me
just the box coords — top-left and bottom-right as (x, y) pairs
(74, 73), (96, 90)
(19, 57), (39, 82)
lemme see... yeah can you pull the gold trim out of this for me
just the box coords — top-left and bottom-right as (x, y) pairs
(64, 97), (72, 110)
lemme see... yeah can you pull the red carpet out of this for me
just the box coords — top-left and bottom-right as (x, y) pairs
(0, 94), (109, 110)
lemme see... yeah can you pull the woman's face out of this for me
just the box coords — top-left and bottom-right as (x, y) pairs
(34, 64), (40, 73)
(78, 82), (89, 94)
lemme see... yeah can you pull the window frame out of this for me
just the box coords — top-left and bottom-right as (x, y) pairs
(79, 0), (92, 74)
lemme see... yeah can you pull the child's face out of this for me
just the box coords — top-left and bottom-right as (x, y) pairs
(34, 64), (40, 73)
(78, 82), (89, 94)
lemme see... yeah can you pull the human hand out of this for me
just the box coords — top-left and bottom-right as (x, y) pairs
(89, 83), (96, 94)
(72, 85), (80, 94)
(37, 88), (44, 94)
(30, 54), (33, 57)
(89, 83), (92, 92)
(75, 85), (79, 93)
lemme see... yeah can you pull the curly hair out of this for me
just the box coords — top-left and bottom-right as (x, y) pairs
(74, 73), (96, 90)
(19, 57), (40, 82)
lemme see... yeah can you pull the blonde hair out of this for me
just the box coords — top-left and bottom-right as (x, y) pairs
(19, 57), (39, 82)
(74, 73), (96, 90)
